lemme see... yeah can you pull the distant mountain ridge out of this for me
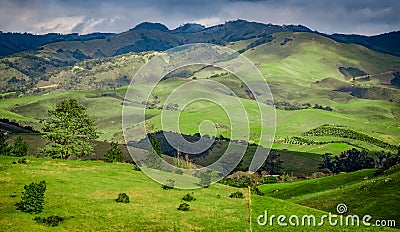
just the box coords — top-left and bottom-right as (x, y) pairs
(0, 32), (113, 57)
(1, 20), (399, 58)
(328, 31), (400, 57)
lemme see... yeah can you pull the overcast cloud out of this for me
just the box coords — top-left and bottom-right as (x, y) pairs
(0, 0), (398, 35)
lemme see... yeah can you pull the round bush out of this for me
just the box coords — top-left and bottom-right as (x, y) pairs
(116, 193), (130, 203)
(177, 203), (190, 211)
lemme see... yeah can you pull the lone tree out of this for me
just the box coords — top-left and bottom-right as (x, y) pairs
(12, 136), (28, 157)
(40, 99), (98, 159)
(105, 141), (123, 163)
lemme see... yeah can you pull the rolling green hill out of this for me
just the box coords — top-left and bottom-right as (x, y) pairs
(0, 156), (397, 231)
(0, 26), (399, 168)
(258, 166), (400, 229)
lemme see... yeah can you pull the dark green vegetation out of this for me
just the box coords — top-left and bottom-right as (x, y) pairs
(105, 141), (123, 163)
(182, 193), (196, 202)
(318, 149), (374, 174)
(177, 203), (190, 211)
(34, 215), (65, 227)
(0, 32), (112, 57)
(229, 191), (244, 199)
(15, 181), (46, 213)
(40, 99), (98, 159)
(11, 136), (28, 157)
(115, 193), (130, 203)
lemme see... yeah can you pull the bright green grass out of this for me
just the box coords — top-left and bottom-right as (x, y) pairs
(1, 78), (399, 154)
(1, 156), (394, 231)
(1, 33), (400, 153)
(290, 166), (400, 227)
(0, 156), (249, 231)
(250, 194), (396, 231)
(257, 167), (400, 229)
(258, 169), (377, 200)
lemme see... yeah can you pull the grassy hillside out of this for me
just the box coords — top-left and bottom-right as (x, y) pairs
(0, 156), (249, 231)
(258, 167), (400, 229)
(1, 156), (396, 231)
(1, 31), (399, 166)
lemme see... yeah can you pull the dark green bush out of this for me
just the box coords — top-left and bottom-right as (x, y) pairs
(251, 186), (264, 196)
(132, 164), (141, 171)
(182, 193), (195, 202)
(16, 181), (46, 213)
(34, 216), (64, 227)
(229, 191), (244, 199)
(115, 193), (130, 203)
(17, 158), (28, 164)
(177, 203), (190, 211)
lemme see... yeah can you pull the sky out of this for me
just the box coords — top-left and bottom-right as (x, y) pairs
(0, 0), (398, 36)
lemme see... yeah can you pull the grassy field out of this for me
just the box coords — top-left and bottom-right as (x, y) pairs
(0, 156), (249, 231)
(1, 156), (397, 231)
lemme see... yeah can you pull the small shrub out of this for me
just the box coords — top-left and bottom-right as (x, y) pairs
(229, 191), (244, 198)
(251, 186), (264, 196)
(115, 193), (130, 203)
(17, 158), (28, 164)
(132, 164), (141, 171)
(182, 193), (195, 202)
(177, 203), (190, 211)
(16, 181), (46, 213)
(34, 216), (64, 227)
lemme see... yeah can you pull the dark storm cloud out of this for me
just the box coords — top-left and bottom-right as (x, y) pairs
(0, 0), (398, 35)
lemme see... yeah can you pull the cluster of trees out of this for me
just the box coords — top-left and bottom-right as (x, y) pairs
(283, 136), (364, 149)
(220, 150), (283, 188)
(319, 148), (400, 174)
(318, 149), (374, 174)
(271, 101), (332, 111)
(0, 134), (28, 157)
(303, 124), (398, 150)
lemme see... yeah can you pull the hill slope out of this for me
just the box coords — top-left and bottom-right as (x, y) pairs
(258, 167), (400, 228)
